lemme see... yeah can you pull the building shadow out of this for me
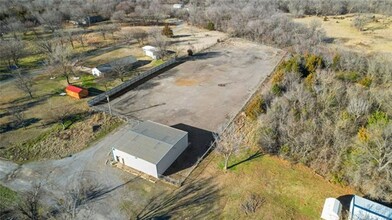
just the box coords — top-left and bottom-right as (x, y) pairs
(337, 194), (354, 216)
(87, 87), (105, 97)
(163, 124), (214, 176)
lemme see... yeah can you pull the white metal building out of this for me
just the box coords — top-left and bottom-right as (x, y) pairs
(112, 121), (188, 178)
(321, 198), (342, 220)
(142, 46), (161, 60)
(349, 195), (392, 220)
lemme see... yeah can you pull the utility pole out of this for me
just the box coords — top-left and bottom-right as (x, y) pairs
(106, 95), (112, 115)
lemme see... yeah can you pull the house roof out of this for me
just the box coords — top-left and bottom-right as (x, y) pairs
(142, 45), (158, 51)
(113, 121), (187, 164)
(96, 55), (138, 72)
(66, 85), (84, 93)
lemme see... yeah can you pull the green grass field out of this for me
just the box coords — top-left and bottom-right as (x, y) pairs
(0, 185), (18, 211)
(199, 151), (355, 219)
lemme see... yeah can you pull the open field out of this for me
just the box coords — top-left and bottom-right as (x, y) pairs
(294, 14), (392, 54)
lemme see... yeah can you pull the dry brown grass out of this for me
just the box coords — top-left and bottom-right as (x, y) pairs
(3, 112), (123, 162)
(294, 14), (392, 54)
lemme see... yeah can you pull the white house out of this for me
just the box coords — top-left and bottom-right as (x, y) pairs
(142, 46), (161, 60)
(321, 198), (342, 220)
(112, 121), (188, 178)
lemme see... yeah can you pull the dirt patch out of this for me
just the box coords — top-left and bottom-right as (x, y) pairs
(175, 78), (199, 86)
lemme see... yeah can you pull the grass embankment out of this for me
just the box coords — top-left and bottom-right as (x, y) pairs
(0, 185), (18, 211)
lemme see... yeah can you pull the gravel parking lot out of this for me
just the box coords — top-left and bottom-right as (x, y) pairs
(107, 38), (284, 132)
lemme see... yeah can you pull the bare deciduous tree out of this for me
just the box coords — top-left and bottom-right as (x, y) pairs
(213, 124), (244, 171)
(14, 69), (34, 99)
(130, 28), (148, 45)
(16, 183), (43, 220)
(149, 28), (169, 59)
(47, 44), (73, 84)
(110, 60), (129, 82)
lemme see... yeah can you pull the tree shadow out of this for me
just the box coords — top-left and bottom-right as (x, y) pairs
(227, 151), (263, 169)
(136, 178), (221, 220)
(0, 118), (41, 133)
(172, 34), (191, 39)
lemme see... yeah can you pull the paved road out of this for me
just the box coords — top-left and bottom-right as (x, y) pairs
(0, 122), (141, 219)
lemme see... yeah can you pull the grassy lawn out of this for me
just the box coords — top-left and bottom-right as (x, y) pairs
(195, 150), (355, 219)
(0, 185), (18, 210)
(82, 47), (147, 67)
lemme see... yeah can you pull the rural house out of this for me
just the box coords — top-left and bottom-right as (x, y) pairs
(112, 121), (188, 178)
(142, 46), (161, 60)
(91, 55), (137, 77)
(65, 85), (88, 99)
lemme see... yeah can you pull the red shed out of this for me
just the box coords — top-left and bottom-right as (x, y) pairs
(65, 85), (88, 99)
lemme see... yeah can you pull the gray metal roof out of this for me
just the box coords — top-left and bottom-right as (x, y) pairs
(113, 121), (187, 164)
(96, 55), (138, 72)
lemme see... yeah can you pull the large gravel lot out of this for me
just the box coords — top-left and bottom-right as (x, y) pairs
(107, 38), (284, 132)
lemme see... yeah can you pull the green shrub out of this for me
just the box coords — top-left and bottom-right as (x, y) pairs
(271, 84), (282, 96)
(206, 21), (215, 30)
(332, 54), (341, 70)
(305, 54), (324, 74)
(358, 76), (372, 87)
(336, 71), (360, 82)
(367, 111), (389, 126)
(244, 95), (264, 120)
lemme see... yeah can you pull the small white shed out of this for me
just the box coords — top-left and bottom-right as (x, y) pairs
(142, 46), (161, 60)
(321, 198), (342, 220)
(112, 121), (188, 178)
(173, 4), (184, 9)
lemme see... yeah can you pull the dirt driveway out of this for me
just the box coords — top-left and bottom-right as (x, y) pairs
(0, 121), (171, 219)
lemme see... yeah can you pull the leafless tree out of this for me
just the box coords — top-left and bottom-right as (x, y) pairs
(47, 44), (73, 84)
(16, 183), (44, 220)
(347, 97), (371, 119)
(110, 60), (130, 82)
(130, 28), (148, 45)
(4, 17), (25, 39)
(37, 10), (63, 33)
(35, 38), (56, 56)
(47, 104), (75, 130)
(8, 106), (26, 129)
(0, 38), (25, 67)
(56, 174), (107, 219)
(14, 69), (34, 99)
(213, 124), (245, 171)
(111, 10), (127, 22)
(149, 28), (169, 59)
